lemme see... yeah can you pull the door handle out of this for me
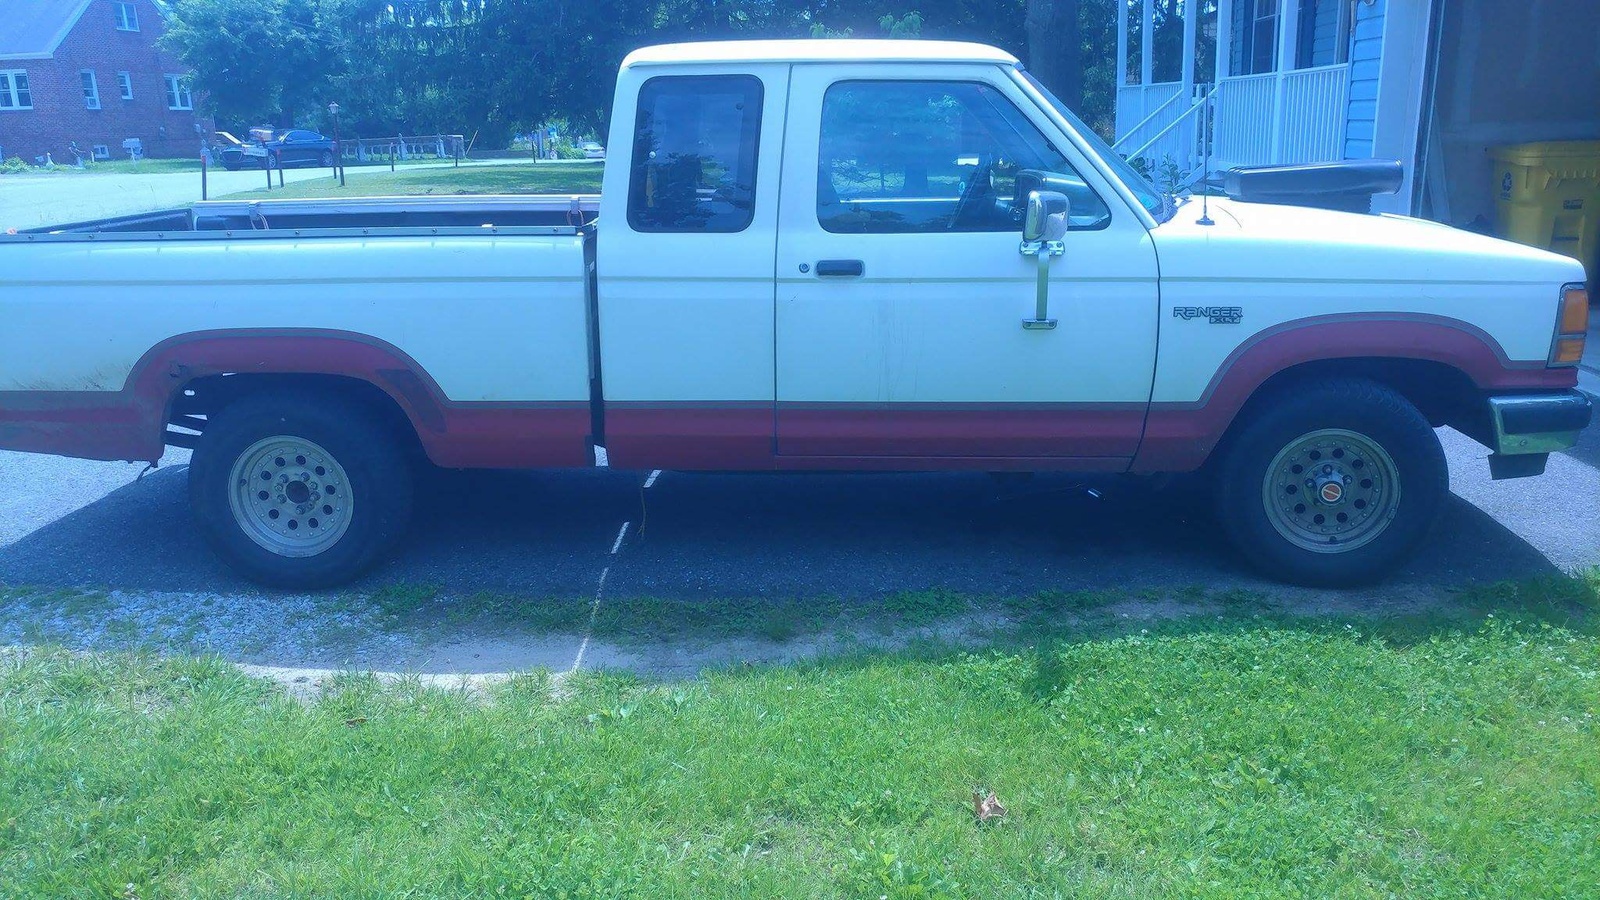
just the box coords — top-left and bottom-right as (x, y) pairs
(815, 259), (865, 278)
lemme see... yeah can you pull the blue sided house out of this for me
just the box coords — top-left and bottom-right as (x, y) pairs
(1111, 0), (1600, 224)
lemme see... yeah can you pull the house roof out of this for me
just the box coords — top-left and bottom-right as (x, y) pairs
(0, 0), (94, 59)
(622, 40), (1018, 70)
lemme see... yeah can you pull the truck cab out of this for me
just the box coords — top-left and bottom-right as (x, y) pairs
(596, 41), (1165, 468)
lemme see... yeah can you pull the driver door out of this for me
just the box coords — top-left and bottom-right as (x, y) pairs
(774, 65), (1161, 463)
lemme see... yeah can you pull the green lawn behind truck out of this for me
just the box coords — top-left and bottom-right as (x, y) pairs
(217, 161), (604, 200)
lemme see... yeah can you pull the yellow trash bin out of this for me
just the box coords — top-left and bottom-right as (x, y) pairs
(1490, 141), (1600, 283)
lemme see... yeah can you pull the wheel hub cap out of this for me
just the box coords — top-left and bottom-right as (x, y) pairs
(1262, 428), (1401, 554)
(228, 435), (353, 558)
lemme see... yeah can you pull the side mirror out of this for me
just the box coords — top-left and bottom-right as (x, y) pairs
(1022, 190), (1070, 244)
(1019, 190), (1069, 332)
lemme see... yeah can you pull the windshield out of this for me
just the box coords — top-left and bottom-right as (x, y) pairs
(1015, 69), (1170, 222)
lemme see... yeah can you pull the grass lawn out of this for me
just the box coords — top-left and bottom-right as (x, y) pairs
(216, 161), (603, 200)
(3, 575), (1598, 898)
(0, 158), (201, 176)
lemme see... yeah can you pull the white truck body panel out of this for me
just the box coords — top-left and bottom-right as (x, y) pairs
(1149, 200), (1584, 404)
(775, 62), (1159, 407)
(595, 62), (791, 406)
(1, 233), (591, 403)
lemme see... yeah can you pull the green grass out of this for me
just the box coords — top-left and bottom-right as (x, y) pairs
(216, 161), (603, 200)
(0, 158), (202, 176)
(4, 583), (1600, 897)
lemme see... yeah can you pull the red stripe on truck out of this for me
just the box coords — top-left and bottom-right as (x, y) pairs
(0, 329), (594, 467)
(0, 316), (1576, 471)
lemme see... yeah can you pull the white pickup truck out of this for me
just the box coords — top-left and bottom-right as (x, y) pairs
(1, 40), (1591, 589)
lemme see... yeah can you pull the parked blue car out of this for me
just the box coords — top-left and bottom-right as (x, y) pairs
(217, 128), (337, 170)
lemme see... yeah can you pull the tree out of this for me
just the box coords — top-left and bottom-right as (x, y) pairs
(160, 0), (1133, 145)
(162, 0), (332, 126)
(1025, 0), (1082, 109)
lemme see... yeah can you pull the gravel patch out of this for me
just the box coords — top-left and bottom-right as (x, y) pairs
(0, 587), (415, 669)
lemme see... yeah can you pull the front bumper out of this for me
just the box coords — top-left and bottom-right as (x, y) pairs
(1483, 390), (1592, 479)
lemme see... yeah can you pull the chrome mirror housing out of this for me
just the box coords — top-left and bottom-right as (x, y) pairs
(1022, 190), (1070, 245)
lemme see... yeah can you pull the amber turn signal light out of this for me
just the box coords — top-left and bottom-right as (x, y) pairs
(1553, 337), (1584, 365)
(1559, 285), (1589, 335)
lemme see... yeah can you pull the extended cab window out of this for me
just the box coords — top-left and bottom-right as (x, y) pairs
(817, 80), (1110, 234)
(628, 75), (763, 233)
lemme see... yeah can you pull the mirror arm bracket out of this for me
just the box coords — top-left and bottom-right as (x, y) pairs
(1020, 239), (1063, 330)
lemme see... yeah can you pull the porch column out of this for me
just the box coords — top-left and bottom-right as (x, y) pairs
(1215, 0), (1233, 81)
(1141, 0), (1154, 88)
(1181, 0), (1197, 169)
(1276, 0), (1301, 73)
(1270, 0), (1302, 161)
(1180, 0), (1196, 88)
(1115, 0), (1128, 90)
(1213, 0), (1233, 167)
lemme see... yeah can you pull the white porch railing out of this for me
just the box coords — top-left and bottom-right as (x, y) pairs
(1212, 64), (1350, 170)
(1115, 82), (1200, 172)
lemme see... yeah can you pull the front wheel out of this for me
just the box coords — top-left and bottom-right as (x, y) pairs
(1213, 378), (1448, 586)
(190, 393), (413, 588)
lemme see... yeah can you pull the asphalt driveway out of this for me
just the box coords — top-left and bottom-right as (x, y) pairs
(1, 421), (1596, 679)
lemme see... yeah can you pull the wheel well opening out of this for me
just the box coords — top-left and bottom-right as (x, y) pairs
(168, 373), (424, 458)
(1201, 357), (1483, 471)
(1239, 357), (1479, 429)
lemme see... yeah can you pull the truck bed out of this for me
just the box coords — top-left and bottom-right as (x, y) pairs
(0, 195), (602, 468)
(17, 194), (603, 235)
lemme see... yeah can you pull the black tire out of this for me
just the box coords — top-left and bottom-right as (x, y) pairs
(1213, 378), (1448, 587)
(319, 150), (334, 168)
(221, 156), (242, 171)
(189, 393), (413, 589)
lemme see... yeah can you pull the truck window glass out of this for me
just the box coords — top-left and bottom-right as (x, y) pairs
(816, 80), (1110, 234)
(628, 75), (763, 233)
(1016, 68), (1167, 220)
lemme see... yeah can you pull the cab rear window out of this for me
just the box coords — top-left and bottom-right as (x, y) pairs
(627, 75), (763, 233)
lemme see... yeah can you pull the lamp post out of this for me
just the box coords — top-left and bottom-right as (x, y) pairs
(195, 122), (208, 200)
(327, 101), (345, 187)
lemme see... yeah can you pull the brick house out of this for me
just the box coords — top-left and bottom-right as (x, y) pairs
(0, 0), (210, 162)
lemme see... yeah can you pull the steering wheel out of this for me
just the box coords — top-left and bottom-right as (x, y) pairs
(948, 153), (996, 230)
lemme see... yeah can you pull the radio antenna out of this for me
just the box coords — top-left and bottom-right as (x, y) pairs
(1197, 84), (1215, 226)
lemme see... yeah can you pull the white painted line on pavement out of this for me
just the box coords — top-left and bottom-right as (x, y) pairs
(572, 519), (631, 673)
(644, 469), (661, 489)
(570, 565), (609, 674)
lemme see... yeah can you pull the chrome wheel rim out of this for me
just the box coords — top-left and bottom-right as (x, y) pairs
(1262, 428), (1400, 554)
(228, 436), (353, 558)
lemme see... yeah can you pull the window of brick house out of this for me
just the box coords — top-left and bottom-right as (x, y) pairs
(117, 71), (133, 100)
(164, 74), (192, 110)
(0, 71), (32, 110)
(81, 71), (101, 109)
(114, 2), (139, 31)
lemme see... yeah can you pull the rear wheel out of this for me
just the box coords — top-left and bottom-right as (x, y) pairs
(319, 150), (334, 168)
(1213, 378), (1447, 586)
(190, 393), (413, 588)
